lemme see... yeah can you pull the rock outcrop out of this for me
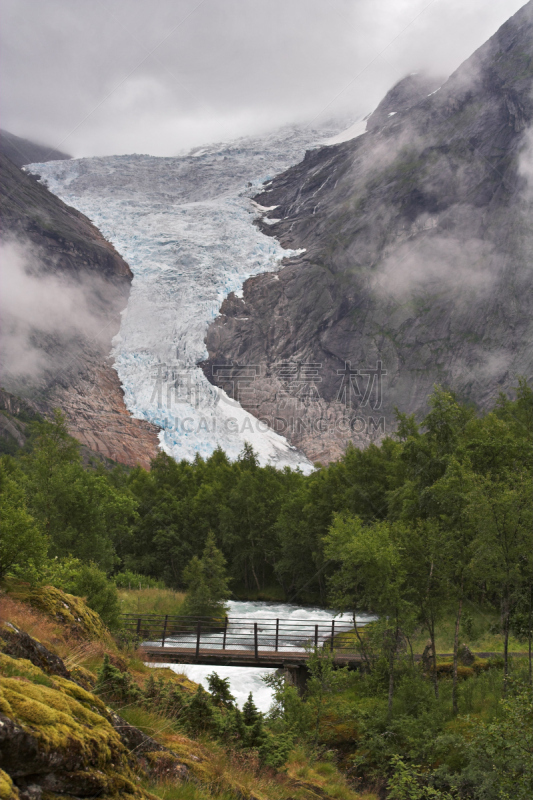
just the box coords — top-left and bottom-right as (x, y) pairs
(0, 626), (189, 798)
(0, 153), (159, 469)
(0, 653), (155, 799)
(204, 2), (533, 463)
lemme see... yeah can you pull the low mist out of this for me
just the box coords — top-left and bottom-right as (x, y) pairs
(0, 238), (114, 385)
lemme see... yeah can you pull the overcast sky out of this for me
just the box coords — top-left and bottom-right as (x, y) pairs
(0, 0), (526, 157)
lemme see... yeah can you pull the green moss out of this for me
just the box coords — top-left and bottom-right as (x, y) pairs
(431, 658), (494, 679)
(0, 654), (126, 774)
(10, 584), (111, 642)
(2, 676), (113, 758)
(0, 769), (19, 800)
(0, 659), (157, 798)
(0, 653), (55, 687)
(70, 664), (97, 689)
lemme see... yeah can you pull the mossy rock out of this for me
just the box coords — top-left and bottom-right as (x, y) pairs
(140, 751), (188, 782)
(0, 769), (19, 800)
(11, 584), (111, 642)
(0, 622), (71, 680)
(70, 664), (97, 690)
(153, 667), (198, 694)
(0, 652), (56, 687)
(432, 658), (490, 680)
(0, 654), (152, 799)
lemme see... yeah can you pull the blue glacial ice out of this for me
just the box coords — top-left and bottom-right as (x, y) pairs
(28, 125), (341, 471)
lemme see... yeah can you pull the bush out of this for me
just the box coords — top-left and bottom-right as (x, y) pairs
(258, 731), (294, 769)
(41, 557), (121, 629)
(95, 654), (142, 702)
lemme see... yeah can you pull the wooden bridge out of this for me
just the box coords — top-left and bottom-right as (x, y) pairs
(123, 613), (363, 668)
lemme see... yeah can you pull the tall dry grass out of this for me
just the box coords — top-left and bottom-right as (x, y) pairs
(0, 593), (65, 650)
(118, 588), (186, 617)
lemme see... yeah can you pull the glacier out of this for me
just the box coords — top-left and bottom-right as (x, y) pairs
(28, 124), (343, 470)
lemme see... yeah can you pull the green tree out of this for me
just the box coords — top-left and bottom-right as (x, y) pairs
(425, 458), (477, 714)
(0, 460), (48, 582)
(324, 514), (416, 713)
(207, 672), (235, 708)
(395, 519), (449, 697)
(22, 411), (137, 572)
(468, 469), (533, 685)
(181, 532), (230, 619)
(305, 646), (348, 743)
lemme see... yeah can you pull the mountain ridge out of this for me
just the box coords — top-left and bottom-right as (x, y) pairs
(203, 0), (533, 463)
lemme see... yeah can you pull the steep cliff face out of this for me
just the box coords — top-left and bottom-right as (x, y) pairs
(204, 2), (533, 463)
(0, 154), (159, 469)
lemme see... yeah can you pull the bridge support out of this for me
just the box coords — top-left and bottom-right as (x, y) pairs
(283, 663), (309, 696)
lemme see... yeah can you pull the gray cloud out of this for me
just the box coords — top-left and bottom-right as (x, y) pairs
(372, 234), (500, 301)
(0, 238), (112, 382)
(0, 0), (526, 157)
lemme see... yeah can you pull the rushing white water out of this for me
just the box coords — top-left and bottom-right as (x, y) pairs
(149, 600), (373, 712)
(27, 124), (343, 471)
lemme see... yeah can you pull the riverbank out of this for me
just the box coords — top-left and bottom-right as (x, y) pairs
(1, 586), (376, 800)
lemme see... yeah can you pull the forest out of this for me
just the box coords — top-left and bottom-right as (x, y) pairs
(1, 380), (532, 798)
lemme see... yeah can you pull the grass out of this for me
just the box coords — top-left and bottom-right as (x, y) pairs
(142, 781), (236, 800)
(118, 587), (186, 616)
(117, 704), (375, 800)
(119, 704), (183, 738)
(286, 746), (377, 800)
(0, 591), (64, 645)
(409, 604), (528, 655)
(331, 605), (529, 658)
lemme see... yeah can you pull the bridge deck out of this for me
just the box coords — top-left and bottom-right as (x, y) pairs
(125, 615), (524, 670)
(139, 645), (363, 668)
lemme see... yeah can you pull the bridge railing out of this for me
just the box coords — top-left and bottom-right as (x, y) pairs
(121, 613), (360, 657)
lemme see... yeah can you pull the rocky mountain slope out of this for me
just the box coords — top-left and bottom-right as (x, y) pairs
(0, 153), (159, 468)
(204, 1), (533, 463)
(0, 129), (71, 168)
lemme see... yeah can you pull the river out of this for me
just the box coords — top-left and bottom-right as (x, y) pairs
(150, 600), (372, 711)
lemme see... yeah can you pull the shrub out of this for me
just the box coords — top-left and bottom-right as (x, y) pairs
(258, 731), (294, 769)
(41, 557), (121, 629)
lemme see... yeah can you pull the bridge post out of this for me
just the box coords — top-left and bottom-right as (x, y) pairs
(136, 617), (141, 636)
(161, 615), (168, 648)
(195, 621), (201, 660)
(314, 624), (319, 648)
(330, 620), (335, 652)
(254, 622), (259, 660)
(222, 616), (228, 650)
(275, 619), (279, 652)
(283, 663), (309, 697)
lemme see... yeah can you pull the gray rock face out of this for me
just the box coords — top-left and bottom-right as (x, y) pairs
(204, 1), (533, 463)
(0, 623), (71, 681)
(0, 154), (160, 468)
(365, 73), (443, 132)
